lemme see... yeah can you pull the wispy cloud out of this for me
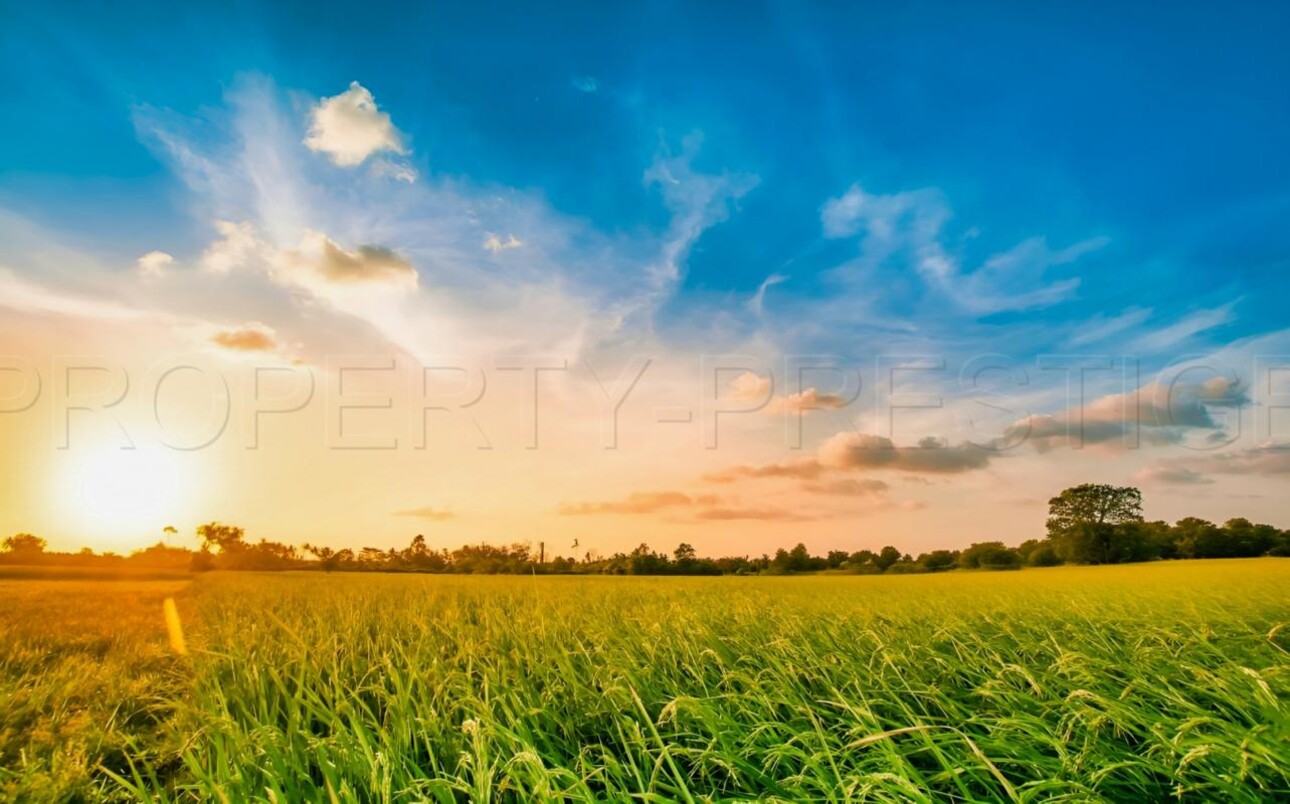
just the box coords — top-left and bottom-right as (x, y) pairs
(820, 183), (1105, 314)
(393, 506), (456, 521)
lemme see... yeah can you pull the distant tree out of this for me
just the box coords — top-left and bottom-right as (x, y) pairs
(674, 543), (697, 563)
(3, 533), (46, 557)
(1222, 518), (1280, 557)
(1026, 544), (1062, 567)
(1173, 517), (1220, 559)
(959, 541), (1020, 569)
(1046, 484), (1143, 564)
(196, 522), (246, 553)
(918, 549), (957, 572)
(875, 545), (902, 572)
(303, 543), (341, 572)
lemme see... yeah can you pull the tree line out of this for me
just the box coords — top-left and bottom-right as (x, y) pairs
(3, 484), (1288, 576)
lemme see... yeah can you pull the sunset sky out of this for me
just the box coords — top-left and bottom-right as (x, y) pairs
(2, 2), (1289, 556)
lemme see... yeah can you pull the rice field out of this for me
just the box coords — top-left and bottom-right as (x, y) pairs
(2, 560), (1288, 802)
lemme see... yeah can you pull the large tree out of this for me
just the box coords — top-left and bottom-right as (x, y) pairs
(3, 533), (46, 557)
(1046, 484), (1144, 564)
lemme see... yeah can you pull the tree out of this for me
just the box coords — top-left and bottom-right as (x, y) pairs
(959, 541), (1020, 569)
(196, 522), (246, 553)
(918, 549), (957, 572)
(3, 533), (46, 557)
(1046, 484), (1144, 564)
(875, 545), (902, 572)
(303, 543), (340, 572)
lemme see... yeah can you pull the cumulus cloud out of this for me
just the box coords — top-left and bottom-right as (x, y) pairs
(198, 221), (418, 292)
(210, 323), (278, 352)
(483, 233), (524, 254)
(304, 81), (407, 167)
(201, 220), (264, 275)
(559, 491), (714, 515)
(284, 231), (418, 288)
(768, 388), (850, 414)
(723, 373), (851, 415)
(1004, 377), (1247, 452)
(726, 371), (772, 403)
(136, 251), (174, 280)
(394, 506), (456, 521)
(818, 432), (992, 474)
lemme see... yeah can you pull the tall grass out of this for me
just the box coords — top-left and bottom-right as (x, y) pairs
(3, 561), (1288, 801)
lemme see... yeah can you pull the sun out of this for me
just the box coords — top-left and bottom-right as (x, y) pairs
(54, 447), (193, 550)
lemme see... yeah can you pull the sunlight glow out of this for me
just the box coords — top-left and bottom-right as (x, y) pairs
(55, 447), (192, 549)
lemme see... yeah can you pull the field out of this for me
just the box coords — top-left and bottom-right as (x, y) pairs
(2, 561), (1288, 802)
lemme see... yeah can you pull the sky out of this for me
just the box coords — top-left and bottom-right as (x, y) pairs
(2, 1), (1289, 556)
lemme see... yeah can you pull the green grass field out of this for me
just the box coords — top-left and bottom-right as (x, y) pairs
(2, 560), (1288, 802)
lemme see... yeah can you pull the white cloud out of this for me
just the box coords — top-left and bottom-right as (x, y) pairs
(304, 81), (407, 167)
(136, 251), (174, 280)
(1131, 301), (1239, 352)
(748, 273), (788, 316)
(726, 371), (772, 403)
(819, 182), (1105, 315)
(483, 233), (523, 254)
(201, 220), (266, 275)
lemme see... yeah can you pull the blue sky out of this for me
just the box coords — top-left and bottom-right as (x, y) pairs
(6, 0), (1289, 344)
(2, 1), (1289, 550)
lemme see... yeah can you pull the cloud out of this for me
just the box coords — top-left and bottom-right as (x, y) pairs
(768, 388), (850, 414)
(201, 220), (264, 275)
(394, 506), (456, 521)
(723, 373), (850, 415)
(642, 134), (759, 303)
(820, 182), (1104, 314)
(1131, 464), (1214, 486)
(703, 459), (825, 483)
(1069, 307), (1152, 347)
(571, 76), (599, 93)
(692, 506), (816, 522)
(210, 323), (278, 352)
(285, 231), (418, 288)
(1155, 445), (1290, 478)
(818, 432), (992, 474)
(136, 251), (174, 280)
(304, 81), (407, 167)
(558, 491), (712, 515)
(726, 371), (772, 403)
(801, 478), (890, 496)
(0, 268), (151, 322)
(483, 233), (524, 254)
(1131, 301), (1239, 352)
(199, 221), (417, 291)
(370, 158), (418, 183)
(748, 272), (788, 316)
(139, 82), (760, 366)
(1004, 377), (1248, 452)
